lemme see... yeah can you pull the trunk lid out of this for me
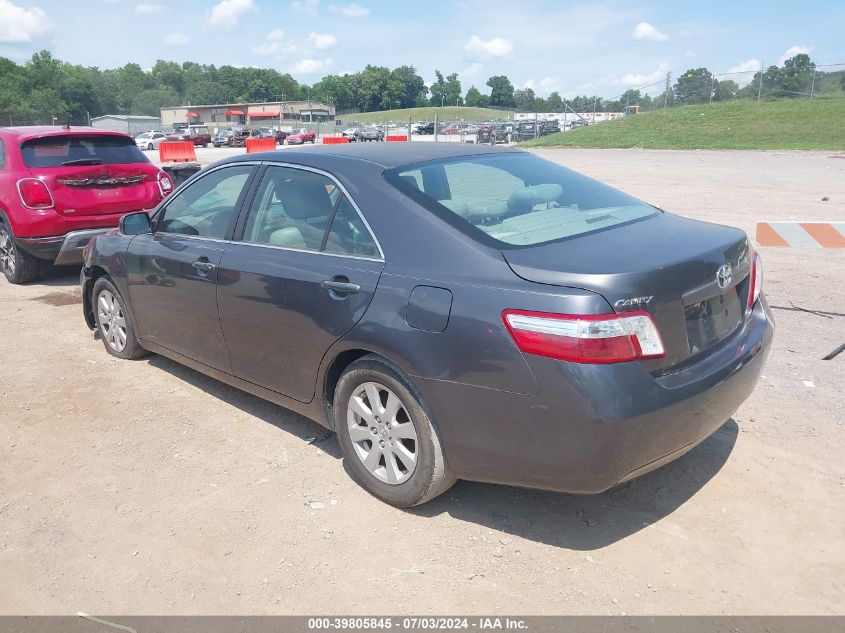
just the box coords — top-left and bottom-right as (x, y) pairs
(20, 133), (162, 217)
(502, 213), (752, 373)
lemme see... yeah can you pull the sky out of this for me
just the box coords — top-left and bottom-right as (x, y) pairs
(1, 0), (844, 99)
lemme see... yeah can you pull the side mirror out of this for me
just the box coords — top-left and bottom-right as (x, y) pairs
(119, 211), (152, 235)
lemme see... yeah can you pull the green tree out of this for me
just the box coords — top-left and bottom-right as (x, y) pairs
(514, 87), (536, 111)
(776, 53), (815, 96)
(464, 86), (489, 107)
(132, 88), (180, 116)
(673, 68), (714, 104)
(546, 91), (563, 111)
(185, 80), (229, 105)
(486, 75), (514, 107)
(712, 79), (738, 102)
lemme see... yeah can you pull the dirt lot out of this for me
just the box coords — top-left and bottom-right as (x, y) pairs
(1, 149), (843, 615)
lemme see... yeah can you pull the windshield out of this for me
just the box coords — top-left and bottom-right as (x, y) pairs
(21, 134), (149, 168)
(386, 152), (657, 248)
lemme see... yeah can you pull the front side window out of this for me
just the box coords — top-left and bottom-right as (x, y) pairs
(387, 152), (656, 248)
(156, 164), (253, 239)
(241, 165), (379, 257)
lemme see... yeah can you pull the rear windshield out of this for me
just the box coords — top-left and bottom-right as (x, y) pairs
(20, 134), (148, 168)
(386, 152), (656, 248)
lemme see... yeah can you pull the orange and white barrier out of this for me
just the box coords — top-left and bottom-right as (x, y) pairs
(756, 222), (845, 248)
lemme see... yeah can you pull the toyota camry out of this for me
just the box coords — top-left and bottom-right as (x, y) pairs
(81, 143), (773, 507)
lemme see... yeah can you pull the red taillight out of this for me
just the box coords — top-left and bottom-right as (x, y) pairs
(746, 250), (763, 316)
(17, 178), (55, 209)
(502, 309), (665, 364)
(157, 171), (174, 197)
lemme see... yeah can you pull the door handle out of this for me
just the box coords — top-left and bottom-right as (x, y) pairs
(321, 279), (361, 294)
(192, 259), (216, 272)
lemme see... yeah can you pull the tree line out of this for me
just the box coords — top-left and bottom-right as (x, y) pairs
(1, 50), (842, 125)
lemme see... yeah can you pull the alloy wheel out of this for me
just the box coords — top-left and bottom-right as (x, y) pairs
(0, 227), (15, 276)
(347, 382), (419, 485)
(97, 289), (128, 353)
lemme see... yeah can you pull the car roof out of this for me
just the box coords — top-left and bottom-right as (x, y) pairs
(227, 142), (522, 169)
(0, 126), (130, 141)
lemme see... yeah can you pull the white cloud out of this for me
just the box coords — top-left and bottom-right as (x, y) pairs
(464, 35), (513, 61)
(290, 58), (334, 74)
(522, 76), (561, 96)
(165, 31), (191, 45)
(207, 0), (256, 29)
(727, 59), (761, 74)
(305, 32), (337, 50)
(0, 0), (53, 42)
(290, 0), (318, 14)
(328, 2), (368, 17)
(135, 3), (164, 12)
(267, 28), (285, 40)
(618, 62), (671, 88)
(252, 29), (286, 55)
(779, 45), (813, 66)
(632, 22), (669, 42)
(458, 62), (483, 83)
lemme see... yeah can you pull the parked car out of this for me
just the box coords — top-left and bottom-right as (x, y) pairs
(166, 125), (212, 147)
(341, 127), (361, 142)
(212, 129), (235, 147)
(286, 129), (316, 145)
(568, 119), (588, 130)
(441, 123), (465, 135)
(135, 131), (168, 151)
(227, 128), (251, 147)
(358, 127), (384, 142)
(255, 127), (277, 140)
(274, 129), (288, 144)
(80, 143), (772, 507)
(0, 126), (173, 284)
(415, 122), (435, 135)
(476, 122), (510, 145)
(540, 120), (560, 135)
(463, 124), (481, 134)
(511, 121), (540, 142)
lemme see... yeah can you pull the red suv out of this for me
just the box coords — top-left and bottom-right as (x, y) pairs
(0, 126), (174, 284)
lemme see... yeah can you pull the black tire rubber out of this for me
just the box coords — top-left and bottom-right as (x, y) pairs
(334, 355), (455, 507)
(91, 276), (147, 360)
(147, 143), (154, 151)
(0, 221), (40, 284)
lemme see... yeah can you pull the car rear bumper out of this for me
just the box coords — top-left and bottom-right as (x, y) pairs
(16, 228), (112, 265)
(418, 298), (774, 494)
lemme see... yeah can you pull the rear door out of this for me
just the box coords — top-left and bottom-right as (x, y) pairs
(19, 133), (162, 217)
(127, 163), (258, 371)
(217, 163), (384, 402)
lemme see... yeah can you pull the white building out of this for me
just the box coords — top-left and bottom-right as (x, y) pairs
(90, 115), (162, 136)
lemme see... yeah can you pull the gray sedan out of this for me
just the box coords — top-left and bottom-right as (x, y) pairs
(80, 144), (773, 507)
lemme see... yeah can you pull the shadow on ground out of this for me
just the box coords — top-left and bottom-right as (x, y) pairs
(147, 355), (342, 459)
(413, 420), (739, 550)
(147, 353), (737, 551)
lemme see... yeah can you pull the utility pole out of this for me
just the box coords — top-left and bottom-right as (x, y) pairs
(757, 60), (764, 102)
(810, 67), (817, 99)
(663, 72), (672, 110)
(709, 74), (716, 104)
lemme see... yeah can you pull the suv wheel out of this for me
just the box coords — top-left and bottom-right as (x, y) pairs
(334, 356), (455, 507)
(92, 277), (147, 360)
(0, 221), (40, 284)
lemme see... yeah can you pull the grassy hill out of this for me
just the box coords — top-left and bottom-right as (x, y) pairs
(338, 106), (512, 125)
(520, 98), (845, 150)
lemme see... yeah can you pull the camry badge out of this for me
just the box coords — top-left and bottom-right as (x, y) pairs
(716, 264), (732, 290)
(614, 296), (654, 308)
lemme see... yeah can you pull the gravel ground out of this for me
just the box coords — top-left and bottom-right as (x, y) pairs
(0, 149), (842, 615)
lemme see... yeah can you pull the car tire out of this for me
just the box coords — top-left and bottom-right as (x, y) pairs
(0, 221), (40, 285)
(334, 356), (455, 507)
(147, 143), (154, 151)
(92, 277), (147, 360)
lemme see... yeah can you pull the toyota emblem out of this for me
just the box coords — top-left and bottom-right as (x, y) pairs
(716, 264), (732, 290)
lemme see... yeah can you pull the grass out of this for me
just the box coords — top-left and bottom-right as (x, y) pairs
(339, 106), (513, 125)
(520, 98), (845, 150)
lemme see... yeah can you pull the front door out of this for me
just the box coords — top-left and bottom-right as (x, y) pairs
(217, 164), (384, 402)
(127, 163), (256, 371)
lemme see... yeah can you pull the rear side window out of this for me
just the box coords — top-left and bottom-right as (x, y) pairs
(20, 134), (148, 168)
(387, 152), (656, 248)
(0, 138), (5, 169)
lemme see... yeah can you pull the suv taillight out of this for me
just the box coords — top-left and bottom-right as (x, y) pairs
(746, 250), (763, 316)
(157, 171), (174, 197)
(502, 309), (665, 364)
(17, 178), (55, 209)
